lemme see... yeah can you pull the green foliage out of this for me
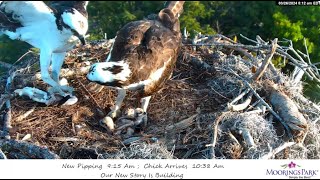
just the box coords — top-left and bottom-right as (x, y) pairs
(86, 1), (217, 40)
(180, 1), (216, 37)
(1, 1), (319, 64)
(1, 1), (319, 62)
(272, 56), (287, 69)
(304, 80), (320, 103)
(273, 11), (304, 42)
(205, 1), (277, 38)
(272, 6), (320, 63)
(0, 36), (31, 64)
(87, 1), (164, 40)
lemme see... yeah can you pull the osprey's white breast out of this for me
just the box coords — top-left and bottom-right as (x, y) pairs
(0, 1), (88, 53)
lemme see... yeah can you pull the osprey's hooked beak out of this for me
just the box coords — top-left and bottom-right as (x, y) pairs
(77, 34), (86, 45)
(71, 29), (86, 45)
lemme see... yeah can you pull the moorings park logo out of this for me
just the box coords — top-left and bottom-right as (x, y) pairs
(266, 161), (319, 178)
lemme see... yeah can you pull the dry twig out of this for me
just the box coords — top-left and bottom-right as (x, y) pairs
(2, 72), (16, 139)
(260, 142), (295, 159)
(165, 114), (197, 132)
(0, 148), (7, 159)
(252, 38), (278, 81)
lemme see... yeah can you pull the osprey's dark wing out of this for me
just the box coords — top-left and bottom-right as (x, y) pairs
(48, 1), (88, 18)
(0, 8), (22, 32)
(0, 1), (55, 31)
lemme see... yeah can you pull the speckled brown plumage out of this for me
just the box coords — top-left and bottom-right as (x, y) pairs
(108, 1), (185, 97)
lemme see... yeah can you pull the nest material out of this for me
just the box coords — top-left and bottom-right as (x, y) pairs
(0, 35), (319, 159)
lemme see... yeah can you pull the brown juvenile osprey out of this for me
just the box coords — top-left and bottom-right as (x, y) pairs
(87, 1), (185, 126)
(0, 1), (89, 98)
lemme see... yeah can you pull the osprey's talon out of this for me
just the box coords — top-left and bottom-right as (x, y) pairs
(107, 109), (121, 119)
(61, 85), (74, 95)
(100, 116), (115, 133)
(48, 86), (67, 97)
(48, 85), (74, 97)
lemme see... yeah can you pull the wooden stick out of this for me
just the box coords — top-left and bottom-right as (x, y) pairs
(260, 142), (295, 159)
(220, 34), (319, 83)
(0, 148), (7, 159)
(227, 130), (240, 145)
(0, 140), (59, 159)
(2, 72), (16, 139)
(48, 137), (81, 142)
(226, 88), (252, 112)
(215, 34), (256, 62)
(12, 50), (32, 66)
(16, 107), (35, 122)
(239, 128), (256, 148)
(230, 88), (251, 105)
(165, 114), (197, 132)
(252, 38), (278, 81)
(206, 112), (227, 153)
(227, 92), (253, 111)
(216, 67), (294, 140)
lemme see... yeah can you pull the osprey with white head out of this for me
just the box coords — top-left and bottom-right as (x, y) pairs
(87, 1), (185, 128)
(0, 1), (89, 99)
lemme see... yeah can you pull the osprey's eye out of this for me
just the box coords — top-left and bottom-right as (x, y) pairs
(89, 66), (94, 72)
(79, 21), (84, 29)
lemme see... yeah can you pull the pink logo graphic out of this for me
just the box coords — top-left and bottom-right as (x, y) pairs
(281, 162), (301, 169)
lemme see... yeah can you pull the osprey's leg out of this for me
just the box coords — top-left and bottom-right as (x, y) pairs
(108, 89), (126, 119)
(51, 52), (74, 94)
(51, 52), (65, 83)
(141, 96), (151, 113)
(40, 50), (66, 97)
(138, 96), (151, 127)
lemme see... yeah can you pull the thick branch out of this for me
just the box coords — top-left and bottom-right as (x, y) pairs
(0, 140), (59, 159)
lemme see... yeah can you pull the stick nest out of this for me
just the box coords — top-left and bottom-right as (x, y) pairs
(1, 35), (319, 159)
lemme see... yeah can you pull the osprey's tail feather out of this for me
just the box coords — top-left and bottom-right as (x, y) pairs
(164, 1), (185, 18)
(158, 1), (184, 32)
